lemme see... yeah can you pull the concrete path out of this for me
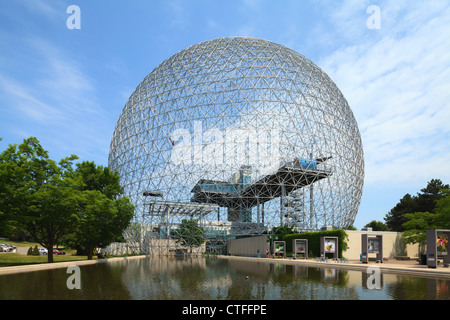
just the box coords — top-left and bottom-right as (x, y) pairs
(0, 255), (147, 276)
(218, 255), (450, 278)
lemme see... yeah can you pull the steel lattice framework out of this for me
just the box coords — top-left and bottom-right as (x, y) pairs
(108, 37), (364, 255)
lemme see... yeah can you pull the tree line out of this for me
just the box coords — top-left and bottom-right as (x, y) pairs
(364, 178), (450, 247)
(0, 137), (134, 262)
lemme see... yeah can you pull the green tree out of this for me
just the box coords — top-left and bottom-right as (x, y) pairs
(402, 212), (435, 250)
(175, 219), (205, 253)
(66, 190), (134, 259)
(75, 161), (124, 198)
(434, 190), (450, 228)
(364, 220), (388, 231)
(32, 245), (40, 256)
(0, 137), (48, 238)
(272, 225), (296, 237)
(416, 179), (450, 213)
(384, 179), (449, 231)
(0, 137), (80, 263)
(384, 193), (418, 231)
(28, 175), (83, 262)
(402, 190), (450, 250)
(63, 161), (134, 259)
(0, 138), (134, 262)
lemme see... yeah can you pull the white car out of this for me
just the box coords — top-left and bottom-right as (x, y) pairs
(0, 244), (14, 252)
(38, 248), (48, 255)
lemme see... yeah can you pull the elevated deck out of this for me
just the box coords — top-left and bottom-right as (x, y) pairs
(191, 162), (331, 209)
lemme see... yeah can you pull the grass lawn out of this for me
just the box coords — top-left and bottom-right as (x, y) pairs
(0, 240), (90, 267)
(0, 253), (91, 267)
(2, 240), (75, 254)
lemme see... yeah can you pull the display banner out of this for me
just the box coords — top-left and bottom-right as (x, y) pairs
(274, 242), (284, 254)
(368, 238), (380, 254)
(437, 234), (448, 255)
(296, 240), (306, 253)
(324, 239), (335, 253)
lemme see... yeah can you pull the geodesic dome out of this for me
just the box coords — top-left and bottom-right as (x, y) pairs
(108, 37), (364, 255)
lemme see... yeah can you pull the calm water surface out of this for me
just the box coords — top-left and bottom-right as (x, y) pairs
(0, 256), (449, 300)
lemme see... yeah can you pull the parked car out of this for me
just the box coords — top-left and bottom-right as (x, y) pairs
(55, 249), (66, 255)
(38, 248), (48, 255)
(0, 244), (14, 252)
(53, 249), (63, 255)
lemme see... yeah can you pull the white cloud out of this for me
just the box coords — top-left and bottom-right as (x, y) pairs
(0, 74), (64, 122)
(318, 1), (450, 187)
(0, 36), (99, 122)
(165, 0), (191, 29)
(0, 33), (113, 164)
(21, 0), (65, 20)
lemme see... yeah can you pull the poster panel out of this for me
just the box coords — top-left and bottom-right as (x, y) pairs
(368, 237), (380, 254)
(437, 234), (449, 255)
(324, 239), (335, 253)
(296, 240), (306, 254)
(274, 241), (284, 253)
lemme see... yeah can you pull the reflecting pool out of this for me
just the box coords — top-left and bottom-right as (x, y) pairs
(0, 256), (449, 300)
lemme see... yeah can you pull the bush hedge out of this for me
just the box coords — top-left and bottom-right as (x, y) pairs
(280, 229), (349, 258)
(32, 245), (40, 256)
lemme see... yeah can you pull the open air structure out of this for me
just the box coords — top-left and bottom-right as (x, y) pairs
(109, 37), (364, 255)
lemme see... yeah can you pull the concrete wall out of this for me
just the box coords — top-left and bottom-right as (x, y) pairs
(344, 230), (420, 260)
(107, 230), (421, 259)
(227, 235), (269, 257)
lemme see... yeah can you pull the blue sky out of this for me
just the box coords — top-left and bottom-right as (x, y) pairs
(1, 0), (449, 229)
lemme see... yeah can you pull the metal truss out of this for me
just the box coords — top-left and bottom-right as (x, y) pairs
(109, 37), (364, 256)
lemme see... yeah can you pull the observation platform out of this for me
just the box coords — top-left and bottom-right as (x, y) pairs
(191, 158), (332, 209)
(144, 200), (219, 217)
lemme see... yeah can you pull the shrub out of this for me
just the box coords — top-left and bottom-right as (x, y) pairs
(32, 245), (40, 256)
(27, 247), (33, 255)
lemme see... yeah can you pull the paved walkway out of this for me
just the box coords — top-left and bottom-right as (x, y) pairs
(0, 255), (147, 276)
(218, 255), (450, 278)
